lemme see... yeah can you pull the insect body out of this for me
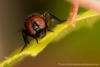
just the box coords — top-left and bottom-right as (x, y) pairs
(25, 16), (46, 38)
(21, 12), (65, 51)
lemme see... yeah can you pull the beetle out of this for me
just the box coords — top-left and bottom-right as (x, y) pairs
(21, 11), (65, 51)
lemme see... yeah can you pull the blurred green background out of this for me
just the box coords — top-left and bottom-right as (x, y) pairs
(0, 0), (100, 67)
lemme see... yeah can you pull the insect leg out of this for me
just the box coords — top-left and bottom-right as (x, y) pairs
(45, 20), (53, 32)
(34, 37), (38, 43)
(21, 30), (29, 51)
(49, 13), (66, 22)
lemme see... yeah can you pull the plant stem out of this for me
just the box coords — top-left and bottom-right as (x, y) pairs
(68, 3), (79, 24)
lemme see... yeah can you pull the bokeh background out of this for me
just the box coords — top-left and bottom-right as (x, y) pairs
(0, 0), (100, 67)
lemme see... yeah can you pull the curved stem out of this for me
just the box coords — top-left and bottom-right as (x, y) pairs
(68, 3), (79, 24)
(68, 0), (100, 12)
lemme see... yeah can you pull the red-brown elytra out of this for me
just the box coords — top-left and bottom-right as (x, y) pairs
(21, 11), (65, 51)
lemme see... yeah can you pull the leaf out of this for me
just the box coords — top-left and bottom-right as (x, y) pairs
(0, 10), (100, 67)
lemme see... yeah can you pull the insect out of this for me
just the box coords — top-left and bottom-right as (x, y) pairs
(21, 11), (65, 51)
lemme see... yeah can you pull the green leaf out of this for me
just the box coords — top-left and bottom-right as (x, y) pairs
(0, 10), (100, 67)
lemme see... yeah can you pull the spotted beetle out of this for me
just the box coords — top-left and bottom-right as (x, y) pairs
(21, 11), (65, 51)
